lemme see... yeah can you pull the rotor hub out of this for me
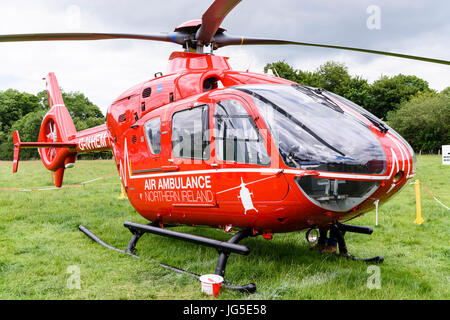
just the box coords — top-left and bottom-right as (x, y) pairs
(174, 19), (227, 52)
(174, 19), (226, 34)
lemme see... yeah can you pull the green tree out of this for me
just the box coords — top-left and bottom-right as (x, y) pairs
(264, 60), (353, 95)
(0, 89), (41, 132)
(339, 76), (371, 108)
(296, 69), (322, 88)
(0, 89), (106, 160)
(0, 121), (7, 159)
(387, 91), (450, 153)
(441, 87), (450, 96)
(2, 109), (47, 160)
(366, 74), (432, 119)
(263, 61), (433, 117)
(264, 61), (299, 82)
(37, 90), (105, 130)
(314, 61), (351, 95)
(264, 60), (373, 108)
(0, 89), (43, 159)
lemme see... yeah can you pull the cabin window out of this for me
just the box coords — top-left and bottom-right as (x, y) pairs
(144, 117), (161, 155)
(172, 105), (210, 160)
(214, 99), (270, 165)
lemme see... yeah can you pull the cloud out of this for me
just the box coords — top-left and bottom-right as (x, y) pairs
(0, 0), (448, 115)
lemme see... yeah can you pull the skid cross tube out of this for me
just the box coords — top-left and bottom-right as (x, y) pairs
(124, 221), (250, 255)
(337, 223), (373, 235)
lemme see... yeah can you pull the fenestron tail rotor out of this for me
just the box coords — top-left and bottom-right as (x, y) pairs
(0, 0), (448, 65)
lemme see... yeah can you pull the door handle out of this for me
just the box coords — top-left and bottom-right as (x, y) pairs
(161, 165), (179, 172)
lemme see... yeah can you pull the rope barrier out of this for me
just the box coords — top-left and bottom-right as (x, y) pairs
(418, 181), (450, 210)
(3, 174), (447, 212)
(410, 179), (449, 225)
(0, 173), (118, 192)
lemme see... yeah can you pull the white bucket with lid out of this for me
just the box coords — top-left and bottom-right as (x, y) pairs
(199, 274), (224, 297)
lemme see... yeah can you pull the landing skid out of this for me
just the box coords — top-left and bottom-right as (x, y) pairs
(78, 223), (257, 294)
(78, 221), (383, 295)
(330, 223), (384, 263)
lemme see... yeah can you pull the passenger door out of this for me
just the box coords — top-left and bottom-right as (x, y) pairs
(165, 103), (217, 208)
(211, 94), (289, 214)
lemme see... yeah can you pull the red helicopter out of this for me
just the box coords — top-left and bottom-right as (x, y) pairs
(3, 0), (449, 293)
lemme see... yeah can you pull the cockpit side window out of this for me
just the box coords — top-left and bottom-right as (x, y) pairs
(144, 117), (161, 155)
(172, 105), (210, 160)
(214, 99), (270, 165)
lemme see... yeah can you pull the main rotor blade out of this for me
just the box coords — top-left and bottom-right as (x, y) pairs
(214, 34), (450, 65)
(0, 32), (186, 45)
(197, 0), (242, 46)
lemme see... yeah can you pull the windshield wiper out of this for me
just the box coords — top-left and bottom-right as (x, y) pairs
(292, 85), (344, 114)
(362, 114), (388, 134)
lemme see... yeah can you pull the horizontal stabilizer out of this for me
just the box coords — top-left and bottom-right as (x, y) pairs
(12, 130), (77, 173)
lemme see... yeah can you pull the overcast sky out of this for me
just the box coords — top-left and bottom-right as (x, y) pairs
(0, 0), (449, 114)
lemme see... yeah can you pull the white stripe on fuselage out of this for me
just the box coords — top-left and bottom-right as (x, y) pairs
(126, 167), (392, 181)
(387, 133), (411, 178)
(121, 139), (393, 182)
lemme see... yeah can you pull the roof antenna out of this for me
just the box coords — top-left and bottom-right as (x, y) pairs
(272, 67), (280, 78)
(246, 59), (253, 72)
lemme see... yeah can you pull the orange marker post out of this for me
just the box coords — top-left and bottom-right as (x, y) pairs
(414, 180), (424, 224)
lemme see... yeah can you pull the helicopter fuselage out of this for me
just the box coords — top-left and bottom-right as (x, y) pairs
(100, 51), (415, 234)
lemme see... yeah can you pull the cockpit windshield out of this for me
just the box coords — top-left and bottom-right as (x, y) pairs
(237, 84), (387, 174)
(324, 90), (416, 173)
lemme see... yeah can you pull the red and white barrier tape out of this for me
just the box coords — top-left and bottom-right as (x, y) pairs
(0, 173), (118, 192)
(412, 181), (450, 211)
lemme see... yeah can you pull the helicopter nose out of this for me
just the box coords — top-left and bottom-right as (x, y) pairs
(293, 131), (417, 214)
(385, 131), (416, 184)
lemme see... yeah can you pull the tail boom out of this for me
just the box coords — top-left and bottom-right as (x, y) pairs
(73, 124), (111, 153)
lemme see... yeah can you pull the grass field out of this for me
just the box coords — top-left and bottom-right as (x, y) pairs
(0, 156), (448, 300)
